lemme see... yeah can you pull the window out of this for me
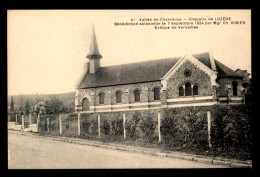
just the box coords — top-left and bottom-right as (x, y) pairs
(179, 86), (184, 96)
(82, 98), (89, 111)
(184, 69), (192, 77)
(193, 85), (198, 95)
(185, 82), (192, 96)
(99, 92), (104, 104)
(116, 91), (122, 103)
(232, 81), (238, 96)
(134, 89), (140, 102)
(154, 87), (160, 100)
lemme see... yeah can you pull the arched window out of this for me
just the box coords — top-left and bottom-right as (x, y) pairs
(179, 86), (184, 96)
(99, 92), (104, 104)
(185, 82), (192, 96)
(232, 81), (238, 96)
(193, 85), (198, 95)
(134, 89), (140, 102)
(82, 98), (89, 111)
(154, 87), (160, 100)
(116, 91), (122, 103)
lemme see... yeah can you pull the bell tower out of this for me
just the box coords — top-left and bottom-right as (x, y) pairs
(87, 25), (102, 74)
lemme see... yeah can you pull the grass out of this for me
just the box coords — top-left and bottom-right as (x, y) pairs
(39, 130), (251, 161)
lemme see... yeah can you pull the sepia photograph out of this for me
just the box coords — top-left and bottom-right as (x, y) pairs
(7, 9), (252, 169)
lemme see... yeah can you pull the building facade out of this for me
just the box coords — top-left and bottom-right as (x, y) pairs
(75, 27), (246, 113)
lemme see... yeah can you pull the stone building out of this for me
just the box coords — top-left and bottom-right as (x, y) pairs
(75, 27), (245, 113)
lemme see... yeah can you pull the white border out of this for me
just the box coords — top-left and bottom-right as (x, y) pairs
(167, 101), (217, 108)
(167, 96), (213, 102)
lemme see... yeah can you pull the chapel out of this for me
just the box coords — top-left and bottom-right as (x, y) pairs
(75, 26), (247, 113)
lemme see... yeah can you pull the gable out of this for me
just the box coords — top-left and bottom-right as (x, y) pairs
(166, 59), (213, 99)
(161, 54), (217, 90)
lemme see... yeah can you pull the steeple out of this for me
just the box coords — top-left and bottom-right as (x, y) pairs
(87, 25), (102, 74)
(87, 24), (103, 60)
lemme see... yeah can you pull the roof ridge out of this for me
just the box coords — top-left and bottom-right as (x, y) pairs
(101, 52), (210, 68)
(101, 57), (180, 69)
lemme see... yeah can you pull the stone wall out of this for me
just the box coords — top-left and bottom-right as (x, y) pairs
(166, 60), (212, 99)
(216, 77), (243, 97)
(77, 81), (162, 107)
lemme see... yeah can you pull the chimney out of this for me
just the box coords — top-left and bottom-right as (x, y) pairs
(209, 49), (217, 71)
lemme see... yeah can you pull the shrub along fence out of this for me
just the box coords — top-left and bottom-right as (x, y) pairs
(35, 104), (252, 160)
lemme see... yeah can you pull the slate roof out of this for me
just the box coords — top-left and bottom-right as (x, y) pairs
(78, 52), (242, 89)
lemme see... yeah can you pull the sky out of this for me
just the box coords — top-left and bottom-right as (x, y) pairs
(7, 10), (251, 95)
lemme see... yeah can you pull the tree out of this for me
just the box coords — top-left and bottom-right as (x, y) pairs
(34, 101), (45, 115)
(19, 94), (24, 112)
(24, 98), (30, 115)
(10, 96), (14, 112)
(44, 96), (64, 114)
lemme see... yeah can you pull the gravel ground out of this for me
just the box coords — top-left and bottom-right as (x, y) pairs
(8, 132), (228, 169)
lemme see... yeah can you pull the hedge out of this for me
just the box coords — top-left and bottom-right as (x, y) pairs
(34, 104), (252, 159)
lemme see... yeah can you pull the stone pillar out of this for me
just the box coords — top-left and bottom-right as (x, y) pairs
(8, 115), (10, 122)
(183, 84), (186, 96)
(59, 115), (62, 135)
(108, 91), (112, 112)
(123, 113), (126, 139)
(191, 84), (194, 96)
(160, 89), (167, 108)
(212, 86), (217, 102)
(22, 115), (24, 130)
(78, 113), (81, 136)
(125, 89), (130, 110)
(90, 92), (95, 112)
(98, 114), (100, 138)
(226, 84), (232, 104)
(37, 114), (40, 132)
(158, 112), (161, 142)
(47, 118), (50, 133)
(144, 87), (149, 109)
(29, 114), (32, 125)
(15, 114), (18, 125)
(207, 111), (212, 148)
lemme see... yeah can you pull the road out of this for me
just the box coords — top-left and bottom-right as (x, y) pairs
(8, 132), (228, 169)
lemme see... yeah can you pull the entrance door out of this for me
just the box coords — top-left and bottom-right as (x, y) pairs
(82, 98), (90, 111)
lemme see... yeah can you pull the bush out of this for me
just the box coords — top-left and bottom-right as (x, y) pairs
(179, 107), (208, 149)
(211, 104), (252, 154)
(111, 118), (123, 136)
(102, 119), (110, 136)
(139, 113), (156, 143)
(125, 111), (141, 139)
(80, 113), (98, 137)
(161, 109), (183, 147)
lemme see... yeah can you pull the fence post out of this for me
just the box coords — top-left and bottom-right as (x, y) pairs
(98, 114), (100, 138)
(37, 114), (40, 132)
(78, 113), (81, 136)
(123, 113), (126, 139)
(59, 115), (62, 135)
(29, 114), (32, 125)
(8, 115), (10, 122)
(22, 115), (24, 130)
(207, 111), (212, 148)
(47, 117), (49, 133)
(158, 112), (161, 143)
(15, 114), (18, 125)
